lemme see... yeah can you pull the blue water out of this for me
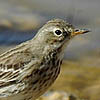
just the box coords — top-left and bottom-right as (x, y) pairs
(0, 30), (35, 45)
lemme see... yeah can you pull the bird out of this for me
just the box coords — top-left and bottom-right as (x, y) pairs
(0, 19), (90, 100)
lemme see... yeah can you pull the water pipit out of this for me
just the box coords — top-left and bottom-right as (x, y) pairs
(0, 19), (90, 100)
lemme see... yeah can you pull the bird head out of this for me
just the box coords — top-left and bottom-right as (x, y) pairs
(34, 19), (90, 53)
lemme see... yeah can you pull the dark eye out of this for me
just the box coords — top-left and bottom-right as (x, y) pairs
(55, 30), (62, 36)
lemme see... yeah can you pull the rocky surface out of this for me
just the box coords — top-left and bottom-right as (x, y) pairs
(38, 91), (77, 100)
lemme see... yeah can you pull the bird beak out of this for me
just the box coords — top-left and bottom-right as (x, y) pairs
(72, 29), (91, 36)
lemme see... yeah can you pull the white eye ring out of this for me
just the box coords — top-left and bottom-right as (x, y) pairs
(53, 28), (63, 37)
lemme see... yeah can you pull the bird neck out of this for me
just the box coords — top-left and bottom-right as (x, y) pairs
(29, 38), (67, 61)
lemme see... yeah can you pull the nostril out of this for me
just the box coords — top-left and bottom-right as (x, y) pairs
(75, 29), (79, 32)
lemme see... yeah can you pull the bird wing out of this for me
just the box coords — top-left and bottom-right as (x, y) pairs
(0, 47), (37, 87)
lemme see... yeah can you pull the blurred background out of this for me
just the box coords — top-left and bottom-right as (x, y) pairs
(0, 0), (100, 100)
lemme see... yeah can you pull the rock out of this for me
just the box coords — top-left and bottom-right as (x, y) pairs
(38, 91), (77, 100)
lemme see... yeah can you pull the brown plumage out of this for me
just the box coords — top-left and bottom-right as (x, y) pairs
(0, 19), (90, 100)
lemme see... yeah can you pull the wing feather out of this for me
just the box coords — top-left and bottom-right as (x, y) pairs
(0, 49), (33, 87)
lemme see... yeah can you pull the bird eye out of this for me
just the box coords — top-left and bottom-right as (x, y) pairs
(54, 30), (62, 36)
